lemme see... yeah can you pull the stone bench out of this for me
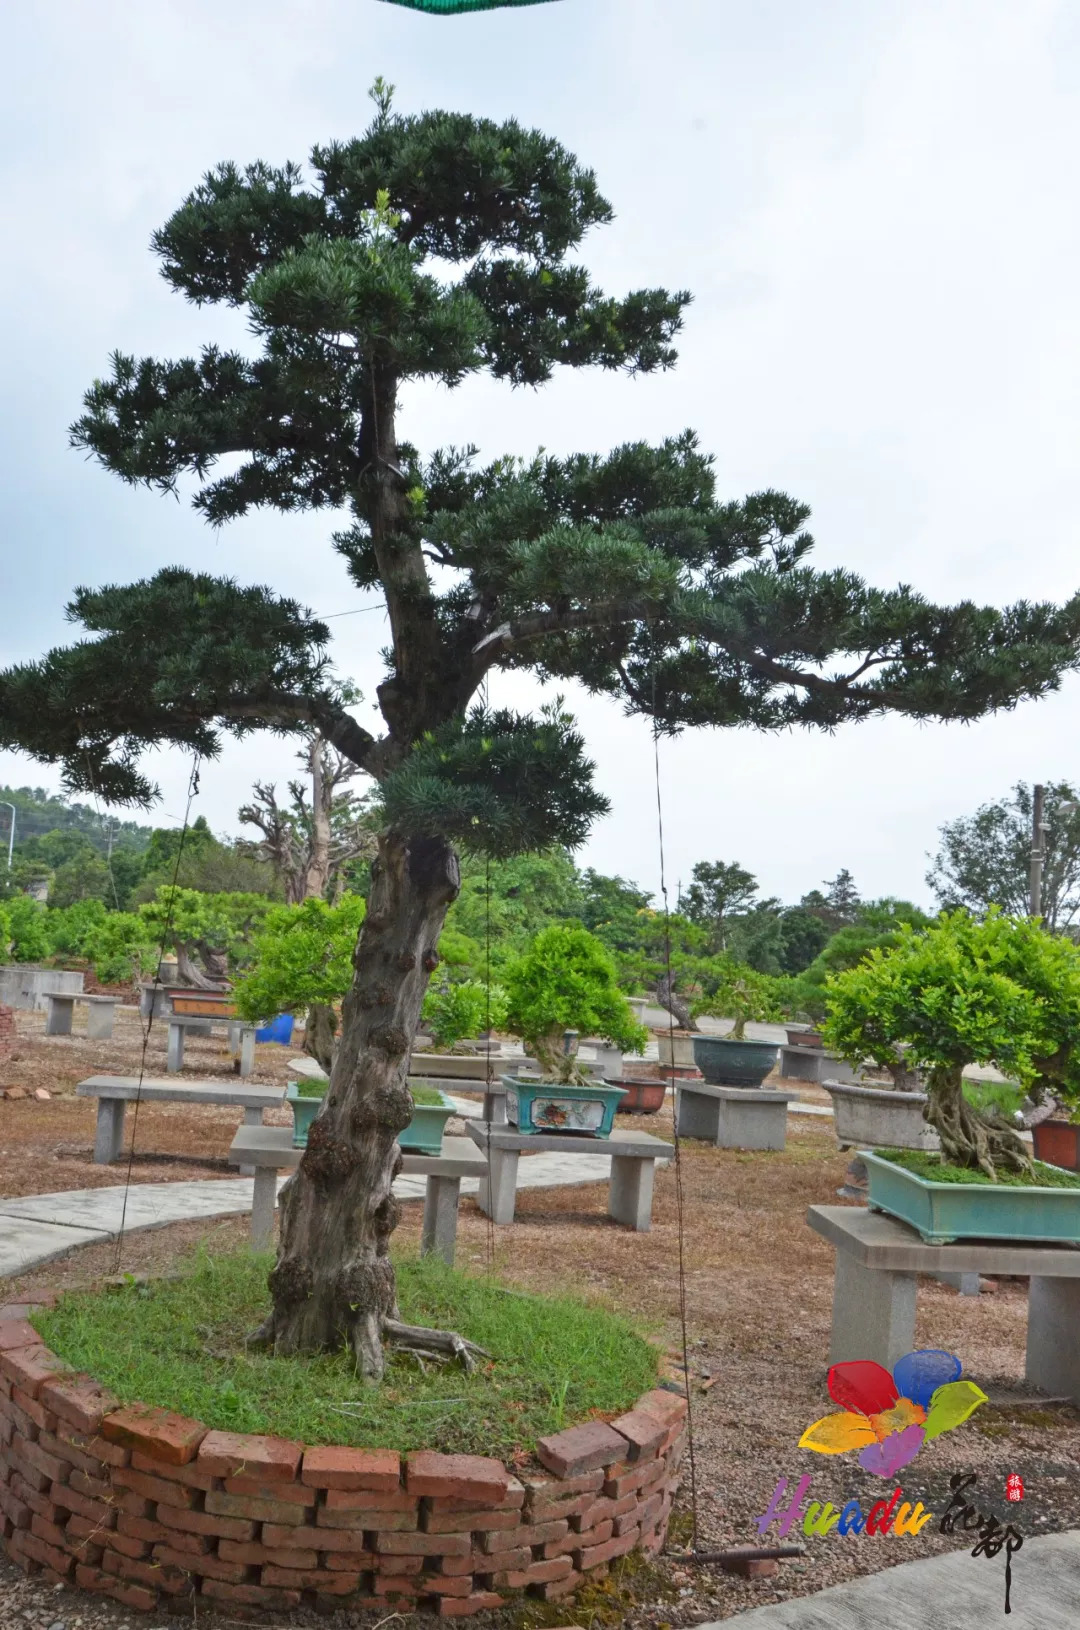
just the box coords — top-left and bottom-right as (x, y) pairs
(228, 1124), (489, 1265)
(465, 1122), (672, 1231)
(166, 1014), (257, 1076)
(808, 1203), (1080, 1402)
(43, 992), (120, 1041)
(675, 1081), (799, 1150)
(778, 1044), (861, 1085)
(76, 1074), (286, 1166)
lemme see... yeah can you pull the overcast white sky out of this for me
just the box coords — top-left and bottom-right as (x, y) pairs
(3, 0), (1080, 908)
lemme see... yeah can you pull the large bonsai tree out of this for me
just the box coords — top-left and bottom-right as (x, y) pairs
(5, 84), (1080, 1374)
(822, 910), (1080, 1176)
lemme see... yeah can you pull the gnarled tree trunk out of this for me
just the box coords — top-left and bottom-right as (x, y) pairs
(925, 1063), (1034, 1179)
(258, 830), (459, 1378)
(304, 1001), (337, 1074)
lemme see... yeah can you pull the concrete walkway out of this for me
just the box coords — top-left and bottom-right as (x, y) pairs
(0, 1085), (832, 1278)
(698, 1528), (1078, 1629)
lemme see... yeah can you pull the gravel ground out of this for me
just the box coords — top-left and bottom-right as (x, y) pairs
(2, 1009), (1079, 1626)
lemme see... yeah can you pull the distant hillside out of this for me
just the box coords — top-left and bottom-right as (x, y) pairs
(0, 785), (153, 854)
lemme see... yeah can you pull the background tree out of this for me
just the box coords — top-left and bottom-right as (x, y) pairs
(6, 86), (1080, 1374)
(239, 701), (377, 906)
(927, 780), (1080, 931)
(682, 860), (759, 951)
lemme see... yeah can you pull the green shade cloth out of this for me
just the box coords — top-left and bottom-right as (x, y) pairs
(379, 0), (558, 12)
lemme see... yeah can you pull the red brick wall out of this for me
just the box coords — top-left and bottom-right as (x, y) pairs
(0, 1005), (15, 1058)
(0, 1308), (685, 1617)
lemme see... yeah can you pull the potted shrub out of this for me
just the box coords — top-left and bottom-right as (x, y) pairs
(502, 925), (648, 1135)
(287, 1076), (455, 1155)
(822, 909), (1080, 1241)
(410, 979), (512, 1078)
(689, 975), (784, 1087)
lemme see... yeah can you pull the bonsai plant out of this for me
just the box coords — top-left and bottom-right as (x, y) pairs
(421, 978), (508, 1052)
(689, 970), (786, 1087)
(234, 894), (365, 1072)
(502, 925), (648, 1134)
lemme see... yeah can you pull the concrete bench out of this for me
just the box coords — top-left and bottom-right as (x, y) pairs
(166, 1015), (257, 1076)
(228, 1124), (489, 1265)
(779, 1044), (861, 1085)
(43, 992), (119, 1041)
(77, 1075), (286, 1166)
(808, 1203), (1080, 1403)
(675, 1081), (799, 1151)
(465, 1122), (672, 1231)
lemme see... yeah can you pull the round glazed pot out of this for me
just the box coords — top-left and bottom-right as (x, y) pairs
(691, 1034), (779, 1088)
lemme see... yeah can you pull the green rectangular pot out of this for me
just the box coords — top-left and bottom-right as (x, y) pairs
(502, 1074), (626, 1137)
(400, 1089), (456, 1156)
(286, 1081), (455, 1155)
(860, 1149), (1080, 1244)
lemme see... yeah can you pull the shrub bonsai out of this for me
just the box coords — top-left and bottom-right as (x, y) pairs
(693, 968), (786, 1039)
(504, 925), (648, 1082)
(420, 978), (507, 1052)
(821, 909), (1080, 1178)
(234, 894), (366, 1071)
(8, 84), (1080, 1374)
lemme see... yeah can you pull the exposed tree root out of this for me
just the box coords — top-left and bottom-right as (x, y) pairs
(382, 1318), (491, 1373)
(926, 1065), (1035, 1180)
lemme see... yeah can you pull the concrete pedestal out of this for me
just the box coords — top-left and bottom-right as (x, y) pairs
(675, 1082), (797, 1151)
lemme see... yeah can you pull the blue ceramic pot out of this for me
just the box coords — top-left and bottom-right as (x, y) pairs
(502, 1074), (627, 1137)
(691, 1035), (779, 1087)
(286, 1082), (455, 1155)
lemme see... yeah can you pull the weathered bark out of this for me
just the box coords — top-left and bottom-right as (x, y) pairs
(257, 830), (460, 1378)
(175, 943), (228, 990)
(304, 1001), (337, 1074)
(656, 972), (697, 1032)
(925, 1064), (1034, 1179)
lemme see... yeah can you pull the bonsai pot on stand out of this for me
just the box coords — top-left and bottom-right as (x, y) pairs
(691, 1033), (779, 1088)
(501, 1074), (627, 1137)
(675, 1035), (793, 1150)
(825, 1080), (940, 1153)
(287, 1079), (456, 1156)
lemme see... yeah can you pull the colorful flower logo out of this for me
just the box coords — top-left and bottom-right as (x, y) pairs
(799, 1350), (987, 1477)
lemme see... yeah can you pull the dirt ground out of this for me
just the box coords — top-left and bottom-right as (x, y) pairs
(2, 1006), (1078, 1628)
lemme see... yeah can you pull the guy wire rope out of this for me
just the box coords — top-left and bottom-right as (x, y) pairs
(650, 643), (700, 1552)
(112, 753), (202, 1272)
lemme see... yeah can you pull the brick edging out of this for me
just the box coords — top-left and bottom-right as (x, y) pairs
(0, 1302), (685, 1617)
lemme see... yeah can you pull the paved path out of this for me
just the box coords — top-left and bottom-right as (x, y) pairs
(697, 1528), (1078, 1629)
(0, 1087), (832, 1278)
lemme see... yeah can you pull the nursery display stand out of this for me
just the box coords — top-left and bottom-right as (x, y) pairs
(675, 1081), (798, 1151)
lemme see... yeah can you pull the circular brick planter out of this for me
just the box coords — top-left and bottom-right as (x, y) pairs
(0, 1303), (685, 1617)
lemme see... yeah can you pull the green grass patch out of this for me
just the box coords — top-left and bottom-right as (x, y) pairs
(292, 1080), (447, 1106)
(962, 1078), (1025, 1120)
(32, 1250), (658, 1457)
(875, 1148), (1080, 1189)
(293, 1077), (327, 1098)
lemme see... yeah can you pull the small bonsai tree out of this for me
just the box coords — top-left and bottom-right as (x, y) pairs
(821, 909), (1080, 1178)
(234, 894), (366, 1070)
(693, 966), (786, 1039)
(420, 978), (507, 1051)
(504, 925), (648, 1082)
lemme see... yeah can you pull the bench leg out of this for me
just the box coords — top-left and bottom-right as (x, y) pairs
(675, 1087), (720, 1142)
(477, 1147), (519, 1224)
(86, 1003), (115, 1041)
(238, 1106), (261, 1176)
(226, 1022), (241, 1053)
(609, 1155), (655, 1231)
(239, 1030), (256, 1077)
(166, 1024), (184, 1073)
(482, 1090), (507, 1126)
(422, 1176), (462, 1266)
(250, 1168), (278, 1250)
(46, 999), (73, 1037)
(1026, 1276), (1080, 1404)
(93, 1098), (126, 1164)
(829, 1251), (916, 1368)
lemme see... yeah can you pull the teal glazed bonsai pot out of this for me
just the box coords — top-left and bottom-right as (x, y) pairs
(286, 1080), (327, 1147)
(287, 1081), (455, 1155)
(691, 1034), (779, 1088)
(400, 1088), (457, 1156)
(860, 1149), (1080, 1245)
(502, 1074), (627, 1137)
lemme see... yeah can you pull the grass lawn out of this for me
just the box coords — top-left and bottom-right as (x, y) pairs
(32, 1248), (658, 1457)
